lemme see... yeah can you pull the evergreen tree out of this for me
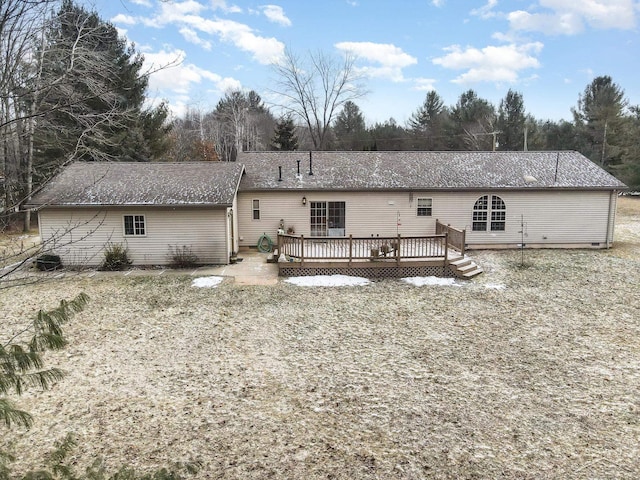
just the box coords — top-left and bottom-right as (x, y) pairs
(368, 118), (410, 150)
(615, 106), (640, 189)
(496, 89), (526, 151)
(448, 90), (496, 150)
(34, 0), (166, 177)
(332, 101), (368, 150)
(271, 115), (298, 151)
(407, 91), (449, 150)
(572, 76), (627, 168)
(1, 293), (89, 429)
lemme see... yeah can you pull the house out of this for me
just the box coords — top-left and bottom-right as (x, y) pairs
(27, 161), (244, 266)
(27, 151), (627, 268)
(236, 151), (626, 250)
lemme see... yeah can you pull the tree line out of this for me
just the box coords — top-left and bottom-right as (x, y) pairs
(170, 77), (638, 192)
(2, 1), (638, 236)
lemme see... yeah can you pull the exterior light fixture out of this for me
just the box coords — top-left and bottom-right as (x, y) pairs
(302, 196), (307, 205)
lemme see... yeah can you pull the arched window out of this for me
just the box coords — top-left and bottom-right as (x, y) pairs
(472, 195), (506, 231)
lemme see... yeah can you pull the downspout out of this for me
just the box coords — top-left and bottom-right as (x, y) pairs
(605, 190), (615, 249)
(229, 208), (236, 261)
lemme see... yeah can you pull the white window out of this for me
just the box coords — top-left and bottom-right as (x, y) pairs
(417, 198), (432, 217)
(123, 214), (146, 236)
(252, 199), (260, 220)
(472, 195), (505, 232)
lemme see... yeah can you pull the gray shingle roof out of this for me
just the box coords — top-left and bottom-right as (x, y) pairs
(28, 162), (245, 207)
(238, 151), (627, 191)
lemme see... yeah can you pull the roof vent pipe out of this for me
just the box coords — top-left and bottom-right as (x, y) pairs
(297, 159), (300, 175)
(309, 151), (313, 176)
(278, 165), (282, 181)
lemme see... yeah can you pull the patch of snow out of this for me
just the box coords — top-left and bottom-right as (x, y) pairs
(192, 276), (224, 288)
(401, 276), (462, 287)
(285, 275), (371, 287)
(485, 283), (506, 290)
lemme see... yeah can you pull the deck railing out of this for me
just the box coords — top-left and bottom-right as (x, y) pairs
(436, 220), (466, 256)
(277, 234), (450, 266)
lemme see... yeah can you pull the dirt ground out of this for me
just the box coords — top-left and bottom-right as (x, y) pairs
(1, 197), (639, 479)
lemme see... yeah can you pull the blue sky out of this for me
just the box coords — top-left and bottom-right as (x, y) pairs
(93, 0), (639, 125)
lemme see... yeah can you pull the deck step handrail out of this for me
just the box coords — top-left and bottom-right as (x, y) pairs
(435, 220), (466, 256)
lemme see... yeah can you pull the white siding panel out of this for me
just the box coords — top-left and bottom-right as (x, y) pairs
(238, 190), (614, 248)
(39, 207), (229, 266)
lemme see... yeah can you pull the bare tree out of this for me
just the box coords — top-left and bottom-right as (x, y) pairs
(270, 48), (366, 151)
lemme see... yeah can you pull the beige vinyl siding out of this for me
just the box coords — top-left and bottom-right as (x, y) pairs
(238, 190), (615, 249)
(39, 207), (229, 266)
(238, 191), (439, 247)
(436, 190), (614, 247)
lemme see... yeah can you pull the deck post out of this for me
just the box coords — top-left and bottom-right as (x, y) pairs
(444, 232), (449, 265)
(461, 229), (466, 256)
(277, 234), (282, 257)
(349, 235), (353, 266)
(396, 234), (401, 266)
(300, 235), (304, 267)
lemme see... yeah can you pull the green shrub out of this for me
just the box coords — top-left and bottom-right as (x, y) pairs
(100, 243), (132, 271)
(168, 245), (199, 268)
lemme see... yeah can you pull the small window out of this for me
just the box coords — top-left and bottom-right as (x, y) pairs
(252, 199), (260, 220)
(417, 198), (432, 217)
(124, 214), (145, 236)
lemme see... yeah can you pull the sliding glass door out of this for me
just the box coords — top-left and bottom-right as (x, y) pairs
(310, 201), (345, 236)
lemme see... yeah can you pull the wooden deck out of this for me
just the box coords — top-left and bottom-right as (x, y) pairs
(276, 221), (482, 279)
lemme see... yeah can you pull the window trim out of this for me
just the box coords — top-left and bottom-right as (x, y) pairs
(416, 197), (433, 217)
(252, 199), (260, 220)
(123, 214), (146, 237)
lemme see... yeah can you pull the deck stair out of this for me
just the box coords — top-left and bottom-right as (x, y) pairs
(449, 256), (483, 279)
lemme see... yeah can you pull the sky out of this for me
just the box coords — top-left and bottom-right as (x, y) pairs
(88, 0), (640, 125)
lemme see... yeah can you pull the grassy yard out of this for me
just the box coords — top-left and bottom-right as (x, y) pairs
(1, 197), (639, 479)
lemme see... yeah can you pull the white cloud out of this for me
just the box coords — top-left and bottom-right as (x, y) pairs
(179, 27), (213, 50)
(142, 48), (240, 100)
(142, 3), (285, 65)
(471, 0), (498, 19)
(131, 0), (152, 7)
(433, 42), (543, 84)
(507, 0), (637, 35)
(334, 42), (417, 82)
(413, 78), (437, 91)
(261, 5), (292, 26)
(142, 1), (207, 28)
(508, 10), (584, 35)
(431, 0), (445, 6)
(187, 17), (284, 63)
(210, 0), (242, 13)
(111, 14), (137, 25)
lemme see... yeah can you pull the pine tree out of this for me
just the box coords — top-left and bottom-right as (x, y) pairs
(496, 89), (526, 151)
(332, 101), (368, 150)
(572, 76), (627, 168)
(34, 0), (167, 176)
(1, 293), (89, 429)
(271, 115), (299, 151)
(407, 91), (448, 150)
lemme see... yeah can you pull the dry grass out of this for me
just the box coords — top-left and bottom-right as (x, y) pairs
(1, 202), (639, 479)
